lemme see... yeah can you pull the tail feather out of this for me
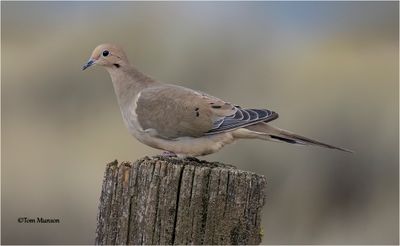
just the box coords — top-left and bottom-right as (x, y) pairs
(269, 135), (298, 144)
(244, 122), (353, 153)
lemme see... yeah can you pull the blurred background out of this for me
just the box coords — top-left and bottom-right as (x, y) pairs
(1, 1), (398, 244)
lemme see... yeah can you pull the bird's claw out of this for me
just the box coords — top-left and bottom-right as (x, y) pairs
(160, 151), (178, 157)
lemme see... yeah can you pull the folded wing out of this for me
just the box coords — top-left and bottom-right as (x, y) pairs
(135, 84), (278, 138)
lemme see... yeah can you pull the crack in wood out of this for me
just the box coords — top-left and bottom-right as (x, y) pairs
(171, 165), (185, 244)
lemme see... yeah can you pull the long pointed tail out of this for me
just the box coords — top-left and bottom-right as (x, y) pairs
(244, 122), (353, 153)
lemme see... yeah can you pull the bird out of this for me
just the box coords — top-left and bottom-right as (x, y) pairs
(82, 43), (352, 157)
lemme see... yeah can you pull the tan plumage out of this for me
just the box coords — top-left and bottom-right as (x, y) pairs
(83, 44), (352, 157)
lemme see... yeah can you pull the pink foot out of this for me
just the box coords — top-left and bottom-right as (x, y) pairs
(160, 151), (178, 157)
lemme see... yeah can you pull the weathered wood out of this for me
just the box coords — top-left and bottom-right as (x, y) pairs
(95, 156), (267, 245)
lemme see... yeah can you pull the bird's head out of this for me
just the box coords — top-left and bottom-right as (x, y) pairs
(82, 44), (129, 71)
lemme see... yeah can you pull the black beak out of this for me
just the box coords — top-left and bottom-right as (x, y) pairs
(82, 59), (95, 70)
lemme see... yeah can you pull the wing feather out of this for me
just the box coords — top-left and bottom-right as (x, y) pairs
(206, 108), (278, 135)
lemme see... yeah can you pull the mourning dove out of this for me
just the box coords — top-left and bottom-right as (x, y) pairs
(83, 44), (352, 157)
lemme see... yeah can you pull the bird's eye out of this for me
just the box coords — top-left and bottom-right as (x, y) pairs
(102, 50), (109, 57)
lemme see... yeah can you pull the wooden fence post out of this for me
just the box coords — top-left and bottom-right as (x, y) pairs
(95, 156), (267, 245)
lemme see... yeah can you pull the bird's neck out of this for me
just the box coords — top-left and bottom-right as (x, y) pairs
(106, 64), (158, 105)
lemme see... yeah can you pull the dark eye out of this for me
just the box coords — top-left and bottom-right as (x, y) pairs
(102, 50), (109, 57)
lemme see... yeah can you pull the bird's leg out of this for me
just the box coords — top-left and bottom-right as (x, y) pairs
(160, 151), (178, 157)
